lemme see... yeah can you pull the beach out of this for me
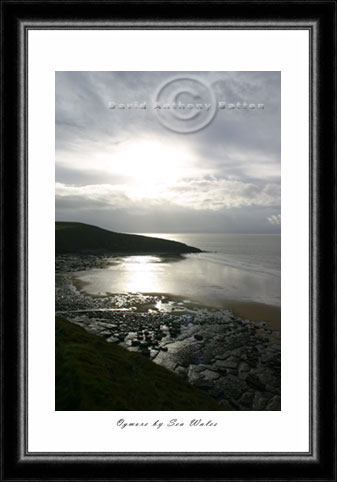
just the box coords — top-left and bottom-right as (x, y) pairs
(56, 235), (281, 411)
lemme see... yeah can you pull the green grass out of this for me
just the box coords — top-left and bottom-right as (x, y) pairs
(56, 317), (229, 411)
(55, 222), (201, 255)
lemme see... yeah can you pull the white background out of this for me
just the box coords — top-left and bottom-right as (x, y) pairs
(28, 30), (309, 452)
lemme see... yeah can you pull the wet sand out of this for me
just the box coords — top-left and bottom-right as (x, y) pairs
(72, 275), (280, 332)
(221, 301), (281, 331)
(71, 253), (280, 309)
(149, 293), (281, 331)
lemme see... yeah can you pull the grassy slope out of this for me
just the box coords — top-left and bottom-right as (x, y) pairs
(56, 318), (228, 411)
(56, 222), (201, 255)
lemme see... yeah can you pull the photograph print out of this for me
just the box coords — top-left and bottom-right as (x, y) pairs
(55, 71), (281, 411)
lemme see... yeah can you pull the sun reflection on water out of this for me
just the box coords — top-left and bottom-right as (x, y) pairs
(114, 255), (165, 293)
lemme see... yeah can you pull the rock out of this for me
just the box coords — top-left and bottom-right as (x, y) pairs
(153, 352), (177, 371)
(246, 356), (258, 368)
(209, 384), (224, 400)
(227, 399), (241, 410)
(194, 334), (204, 341)
(211, 375), (247, 401)
(169, 330), (179, 338)
(238, 390), (255, 408)
(193, 377), (214, 389)
(238, 361), (251, 380)
(213, 354), (228, 361)
(187, 364), (220, 389)
(245, 373), (266, 391)
(175, 365), (188, 378)
(218, 399), (233, 410)
(254, 371), (279, 389)
(200, 369), (221, 381)
(266, 395), (281, 410)
(140, 340), (151, 348)
(252, 392), (273, 411)
(266, 355), (281, 374)
(229, 348), (244, 358)
(150, 349), (159, 359)
(187, 364), (206, 383)
(214, 356), (239, 370)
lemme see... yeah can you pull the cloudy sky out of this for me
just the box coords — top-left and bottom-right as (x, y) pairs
(56, 71), (280, 233)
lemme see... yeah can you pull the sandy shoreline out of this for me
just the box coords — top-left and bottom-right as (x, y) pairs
(72, 275), (280, 332)
(221, 301), (280, 331)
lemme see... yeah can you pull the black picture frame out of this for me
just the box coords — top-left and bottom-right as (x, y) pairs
(1, 1), (336, 480)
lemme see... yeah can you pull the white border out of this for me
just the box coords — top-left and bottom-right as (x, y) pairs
(28, 30), (309, 452)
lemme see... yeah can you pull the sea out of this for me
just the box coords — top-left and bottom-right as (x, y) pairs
(73, 233), (281, 308)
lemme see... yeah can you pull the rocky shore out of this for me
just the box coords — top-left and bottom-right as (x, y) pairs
(56, 255), (281, 411)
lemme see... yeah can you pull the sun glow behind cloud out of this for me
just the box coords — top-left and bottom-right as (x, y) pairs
(56, 137), (280, 210)
(112, 140), (199, 199)
(55, 71), (281, 233)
